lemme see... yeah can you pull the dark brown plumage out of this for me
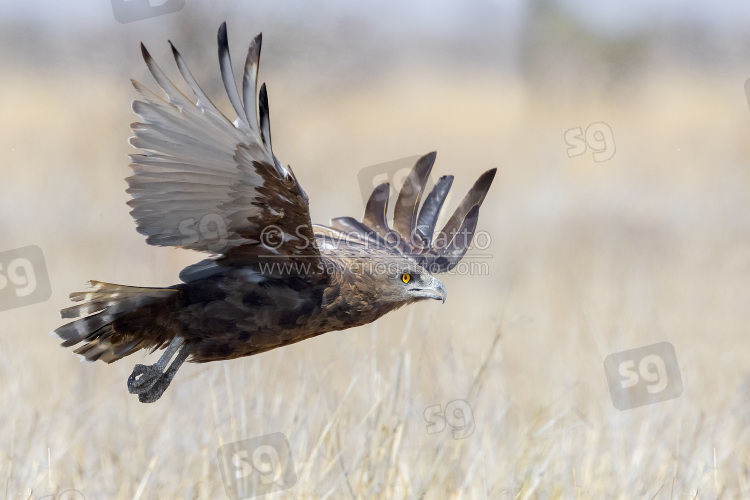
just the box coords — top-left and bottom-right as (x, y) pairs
(53, 23), (497, 403)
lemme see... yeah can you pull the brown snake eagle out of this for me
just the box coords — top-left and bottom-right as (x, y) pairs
(53, 23), (496, 403)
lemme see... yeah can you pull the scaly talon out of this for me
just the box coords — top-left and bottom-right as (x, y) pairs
(137, 346), (189, 403)
(126, 337), (187, 401)
(127, 363), (163, 394)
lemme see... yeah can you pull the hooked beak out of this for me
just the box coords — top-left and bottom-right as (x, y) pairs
(409, 276), (447, 303)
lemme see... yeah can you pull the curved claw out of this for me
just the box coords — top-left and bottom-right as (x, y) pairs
(137, 346), (190, 403)
(127, 363), (163, 394)
(126, 336), (187, 399)
(127, 339), (190, 403)
(138, 372), (175, 403)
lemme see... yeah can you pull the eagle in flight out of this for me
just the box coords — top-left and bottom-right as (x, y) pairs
(54, 23), (496, 403)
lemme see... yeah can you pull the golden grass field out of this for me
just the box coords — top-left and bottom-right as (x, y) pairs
(3, 45), (750, 498)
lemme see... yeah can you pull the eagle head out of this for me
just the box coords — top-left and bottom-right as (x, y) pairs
(394, 265), (447, 304)
(336, 251), (447, 313)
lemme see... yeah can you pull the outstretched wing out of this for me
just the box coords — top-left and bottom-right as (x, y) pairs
(127, 22), (317, 262)
(318, 152), (496, 273)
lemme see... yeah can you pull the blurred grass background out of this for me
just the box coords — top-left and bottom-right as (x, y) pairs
(3, 0), (750, 498)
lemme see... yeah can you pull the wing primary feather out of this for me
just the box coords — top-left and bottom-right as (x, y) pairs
(140, 43), (193, 110)
(437, 168), (496, 245)
(362, 183), (391, 235)
(242, 33), (262, 136)
(258, 83), (273, 156)
(169, 41), (232, 127)
(435, 204), (480, 271)
(415, 174), (454, 247)
(217, 22), (251, 133)
(392, 152), (436, 242)
(330, 216), (390, 247)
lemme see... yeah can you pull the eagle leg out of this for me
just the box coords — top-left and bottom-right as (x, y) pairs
(137, 344), (189, 403)
(127, 336), (186, 398)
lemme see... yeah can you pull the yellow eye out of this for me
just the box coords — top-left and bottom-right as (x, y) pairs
(401, 273), (411, 284)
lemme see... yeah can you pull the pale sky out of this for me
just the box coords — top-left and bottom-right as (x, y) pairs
(1, 0), (750, 35)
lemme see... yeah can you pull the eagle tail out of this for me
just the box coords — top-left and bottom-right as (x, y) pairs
(52, 281), (180, 363)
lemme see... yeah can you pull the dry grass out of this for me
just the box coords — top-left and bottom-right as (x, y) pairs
(2, 61), (750, 499)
